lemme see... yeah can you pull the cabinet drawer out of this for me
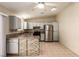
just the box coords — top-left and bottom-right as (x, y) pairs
(8, 37), (18, 43)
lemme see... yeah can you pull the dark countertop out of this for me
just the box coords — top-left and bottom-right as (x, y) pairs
(6, 31), (23, 38)
(24, 29), (44, 33)
(6, 29), (45, 38)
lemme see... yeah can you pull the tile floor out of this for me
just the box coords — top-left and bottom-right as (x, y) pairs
(7, 42), (78, 57)
(39, 42), (78, 57)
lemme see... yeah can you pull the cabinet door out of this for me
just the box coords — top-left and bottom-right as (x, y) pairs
(9, 16), (21, 30)
(28, 22), (33, 29)
(53, 32), (59, 41)
(52, 22), (59, 32)
(23, 22), (27, 29)
(15, 17), (21, 29)
(7, 42), (18, 54)
(40, 33), (44, 41)
(7, 38), (18, 54)
(9, 16), (16, 30)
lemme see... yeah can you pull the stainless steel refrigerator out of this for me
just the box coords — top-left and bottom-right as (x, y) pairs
(44, 25), (53, 42)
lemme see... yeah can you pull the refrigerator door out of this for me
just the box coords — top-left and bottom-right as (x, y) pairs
(44, 25), (53, 41)
(44, 25), (53, 31)
(45, 30), (53, 41)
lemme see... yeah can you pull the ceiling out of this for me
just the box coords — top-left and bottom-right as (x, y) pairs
(0, 2), (70, 19)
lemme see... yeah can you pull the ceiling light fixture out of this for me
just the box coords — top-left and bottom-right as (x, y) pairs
(21, 14), (30, 19)
(51, 7), (57, 11)
(36, 2), (45, 9)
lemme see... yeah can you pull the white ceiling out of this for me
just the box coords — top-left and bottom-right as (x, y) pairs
(0, 2), (70, 19)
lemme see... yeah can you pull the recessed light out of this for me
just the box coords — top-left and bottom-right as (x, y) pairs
(51, 8), (56, 11)
(35, 2), (45, 9)
(22, 14), (30, 19)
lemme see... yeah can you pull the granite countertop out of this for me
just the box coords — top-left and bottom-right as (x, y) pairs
(7, 29), (44, 35)
(24, 29), (45, 33)
(7, 32), (21, 35)
(6, 31), (24, 38)
(6, 29), (44, 38)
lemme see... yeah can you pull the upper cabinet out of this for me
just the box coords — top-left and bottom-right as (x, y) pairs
(9, 16), (21, 31)
(52, 22), (59, 32)
(27, 22), (58, 30)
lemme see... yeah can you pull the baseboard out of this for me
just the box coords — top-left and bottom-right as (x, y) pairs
(7, 53), (18, 57)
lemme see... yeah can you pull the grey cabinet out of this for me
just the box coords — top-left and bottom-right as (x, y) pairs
(40, 33), (44, 41)
(52, 22), (59, 41)
(9, 16), (21, 31)
(53, 32), (59, 41)
(7, 37), (18, 54)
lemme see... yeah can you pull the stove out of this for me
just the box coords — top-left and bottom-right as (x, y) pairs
(33, 26), (41, 36)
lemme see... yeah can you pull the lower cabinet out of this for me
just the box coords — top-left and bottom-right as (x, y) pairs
(7, 37), (18, 55)
(7, 36), (40, 56)
(53, 31), (59, 42)
(7, 43), (18, 54)
(40, 33), (44, 41)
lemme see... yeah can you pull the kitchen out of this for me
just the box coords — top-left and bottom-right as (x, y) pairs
(0, 2), (78, 57)
(6, 15), (59, 56)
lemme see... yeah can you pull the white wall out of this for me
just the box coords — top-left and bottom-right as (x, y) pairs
(4, 16), (10, 34)
(0, 14), (10, 34)
(0, 15), (6, 56)
(0, 5), (14, 56)
(57, 3), (79, 55)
